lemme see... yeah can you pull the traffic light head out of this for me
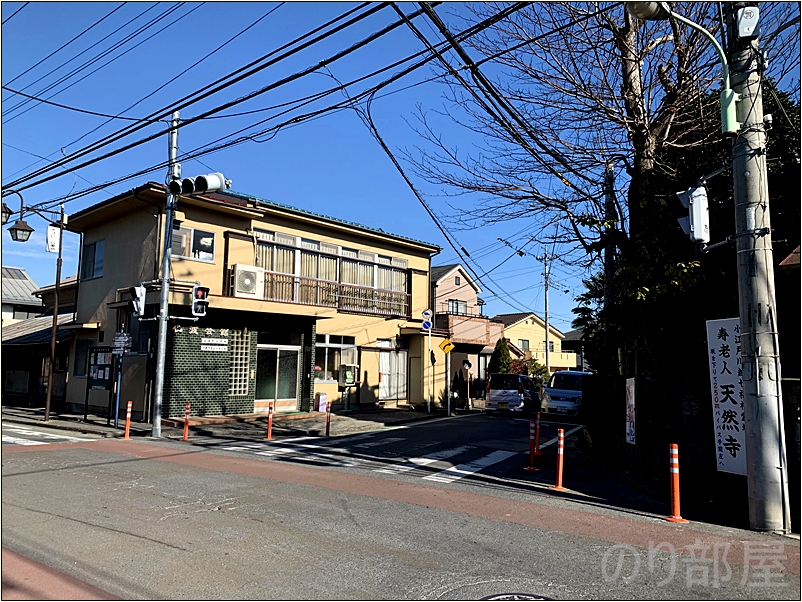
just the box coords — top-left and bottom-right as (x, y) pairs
(191, 285), (210, 317)
(676, 186), (710, 244)
(168, 173), (231, 196)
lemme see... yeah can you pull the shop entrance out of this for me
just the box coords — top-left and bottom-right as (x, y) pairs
(255, 346), (300, 412)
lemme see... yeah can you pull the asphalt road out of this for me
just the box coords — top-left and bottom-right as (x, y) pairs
(2, 416), (798, 600)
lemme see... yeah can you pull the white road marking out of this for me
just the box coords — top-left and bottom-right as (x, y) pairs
(373, 445), (475, 475)
(422, 450), (518, 483)
(2, 435), (48, 446)
(353, 437), (405, 448)
(537, 424), (584, 450)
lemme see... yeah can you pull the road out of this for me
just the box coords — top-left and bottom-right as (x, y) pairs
(2, 416), (798, 600)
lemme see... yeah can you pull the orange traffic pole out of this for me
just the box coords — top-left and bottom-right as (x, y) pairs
(534, 411), (543, 456)
(123, 400), (132, 440)
(182, 400), (191, 442)
(265, 400), (274, 441)
(325, 400), (332, 437)
(665, 443), (689, 523)
(524, 419), (539, 472)
(550, 428), (568, 491)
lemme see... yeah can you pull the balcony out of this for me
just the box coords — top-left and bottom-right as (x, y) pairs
(524, 350), (578, 369)
(230, 269), (410, 318)
(435, 311), (502, 346)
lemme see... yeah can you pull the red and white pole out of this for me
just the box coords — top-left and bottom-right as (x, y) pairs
(182, 400), (191, 442)
(534, 411), (543, 456)
(325, 400), (332, 437)
(550, 428), (568, 491)
(524, 418), (539, 472)
(123, 400), (132, 440)
(665, 443), (689, 523)
(265, 400), (274, 441)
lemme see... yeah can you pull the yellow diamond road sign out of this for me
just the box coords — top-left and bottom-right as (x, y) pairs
(439, 339), (455, 354)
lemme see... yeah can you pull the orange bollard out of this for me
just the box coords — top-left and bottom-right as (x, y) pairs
(325, 400), (331, 437)
(524, 419), (539, 472)
(550, 428), (568, 491)
(123, 400), (132, 440)
(182, 400), (191, 442)
(265, 400), (274, 441)
(665, 443), (689, 523)
(534, 411), (543, 456)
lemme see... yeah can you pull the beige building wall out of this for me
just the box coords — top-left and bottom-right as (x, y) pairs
(432, 266), (481, 315)
(503, 318), (578, 372)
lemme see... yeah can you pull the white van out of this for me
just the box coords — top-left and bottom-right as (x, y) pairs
(485, 373), (539, 414)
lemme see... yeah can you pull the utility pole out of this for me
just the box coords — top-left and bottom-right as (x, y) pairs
(542, 252), (551, 374)
(724, 3), (790, 533)
(151, 111), (181, 438)
(44, 204), (64, 422)
(603, 161), (616, 311)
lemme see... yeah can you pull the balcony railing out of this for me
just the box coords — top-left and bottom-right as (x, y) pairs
(232, 269), (410, 318)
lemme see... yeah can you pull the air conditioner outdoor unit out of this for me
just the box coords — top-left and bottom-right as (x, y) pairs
(232, 265), (265, 299)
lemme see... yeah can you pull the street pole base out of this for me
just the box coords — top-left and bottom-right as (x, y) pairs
(534, 451), (543, 456)
(664, 516), (689, 523)
(523, 466), (539, 472)
(550, 486), (569, 492)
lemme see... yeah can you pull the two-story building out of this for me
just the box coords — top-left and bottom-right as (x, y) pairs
(430, 264), (506, 396)
(63, 182), (449, 422)
(492, 312), (578, 374)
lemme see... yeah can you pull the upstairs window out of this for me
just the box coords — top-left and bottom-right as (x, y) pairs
(172, 226), (215, 262)
(455, 276), (461, 285)
(518, 339), (530, 351)
(81, 240), (105, 280)
(542, 340), (555, 352)
(448, 299), (467, 315)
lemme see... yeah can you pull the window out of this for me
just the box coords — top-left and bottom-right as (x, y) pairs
(455, 276), (461, 285)
(229, 330), (251, 396)
(518, 339), (530, 351)
(314, 334), (356, 382)
(448, 299), (467, 315)
(542, 340), (555, 352)
(172, 227), (215, 262)
(74, 339), (92, 376)
(81, 240), (105, 280)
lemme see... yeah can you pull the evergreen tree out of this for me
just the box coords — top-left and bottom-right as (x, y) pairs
(487, 338), (512, 374)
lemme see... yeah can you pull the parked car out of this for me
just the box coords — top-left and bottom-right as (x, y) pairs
(485, 373), (540, 414)
(540, 370), (593, 419)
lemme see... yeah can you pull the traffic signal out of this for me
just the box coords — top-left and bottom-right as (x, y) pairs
(191, 285), (210, 317)
(129, 285), (147, 317)
(676, 186), (710, 244)
(168, 172), (231, 196)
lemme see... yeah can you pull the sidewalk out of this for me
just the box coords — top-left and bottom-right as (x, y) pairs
(1, 403), (459, 440)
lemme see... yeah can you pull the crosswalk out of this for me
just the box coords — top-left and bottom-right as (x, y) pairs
(221, 435), (522, 484)
(2, 424), (93, 446)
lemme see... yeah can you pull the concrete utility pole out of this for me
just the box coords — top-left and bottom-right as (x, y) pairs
(724, 3), (790, 533)
(603, 161), (616, 311)
(542, 253), (551, 374)
(44, 204), (64, 422)
(151, 111), (181, 438)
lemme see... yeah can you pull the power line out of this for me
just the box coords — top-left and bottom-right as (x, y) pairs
(2, 2), (286, 183)
(4, 3), (202, 124)
(5, 2), (389, 190)
(2, 2), (29, 25)
(2, 86), (142, 120)
(4, 2), (127, 87)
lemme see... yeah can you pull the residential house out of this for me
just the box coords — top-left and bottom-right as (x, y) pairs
(2, 266), (43, 325)
(561, 328), (590, 371)
(492, 312), (578, 374)
(2, 276), (77, 407)
(430, 264), (505, 397)
(62, 182), (447, 422)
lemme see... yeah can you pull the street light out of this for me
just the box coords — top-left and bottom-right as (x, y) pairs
(4, 189), (66, 423)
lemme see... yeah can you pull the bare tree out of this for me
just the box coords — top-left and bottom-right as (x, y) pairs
(403, 2), (799, 267)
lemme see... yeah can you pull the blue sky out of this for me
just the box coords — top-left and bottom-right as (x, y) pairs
(1, 2), (586, 331)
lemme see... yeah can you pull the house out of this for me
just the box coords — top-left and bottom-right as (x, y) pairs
(430, 264), (505, 396)
(561, 328), (590, 371)
(1, 266), (43, 325)
(61, 182), (448, 422)
(492, 312), (578, 374)
(2, 276), (77, 408)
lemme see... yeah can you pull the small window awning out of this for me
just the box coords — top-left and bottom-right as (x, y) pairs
(61, 321), (101, 330)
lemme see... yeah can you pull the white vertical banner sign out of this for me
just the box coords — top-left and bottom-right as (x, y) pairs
(46, 225), (60, 253)
(705, 318), (746, 475)
(625, 377), (636, 445)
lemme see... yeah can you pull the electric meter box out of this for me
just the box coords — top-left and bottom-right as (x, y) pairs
(339, 364), (358, 387)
